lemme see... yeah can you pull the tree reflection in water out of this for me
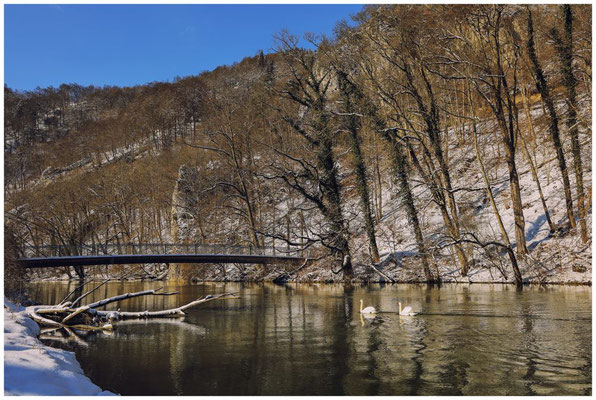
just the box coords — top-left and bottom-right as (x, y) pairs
(30, 281), (591, 396)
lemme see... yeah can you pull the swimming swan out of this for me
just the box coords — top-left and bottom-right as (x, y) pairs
(360, 299), (376, 314)
(398, 302), (417, 316)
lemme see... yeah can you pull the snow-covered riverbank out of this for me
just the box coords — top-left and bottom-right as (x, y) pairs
(4, 298), (115, 396)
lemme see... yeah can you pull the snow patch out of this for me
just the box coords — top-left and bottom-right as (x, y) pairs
(4, 298), (116, 396)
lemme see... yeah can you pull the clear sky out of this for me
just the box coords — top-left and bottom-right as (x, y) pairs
(5, 4), (364, 91)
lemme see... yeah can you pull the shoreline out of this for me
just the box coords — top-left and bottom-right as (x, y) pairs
(3, 298), (115, 396)
(29, 276), (592, 286)
(27, 242), (592, 287)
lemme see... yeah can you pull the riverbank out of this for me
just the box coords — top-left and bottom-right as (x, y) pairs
(3, 298), (115, 396)
(28, 240), (591, 286)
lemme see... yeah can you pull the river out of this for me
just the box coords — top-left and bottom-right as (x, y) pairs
(29, 281), (591, 395)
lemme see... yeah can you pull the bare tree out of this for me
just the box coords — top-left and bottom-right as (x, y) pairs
(551, 5), (588, 242)
(527, 6), (576, 231)
(519, 86), (556, 234)
(267, 33), (354, 280)
(443, 5), (529, 256)
(336, 69), (380, 263)
(468, 79), (522, 285)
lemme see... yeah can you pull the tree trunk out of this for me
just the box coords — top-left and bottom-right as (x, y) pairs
(527, 7), (576, 229)
(337, 71), (380, 263)
(392, 140), (434, 282)
(73, 266), (85, 280)
(407, 143), (468, 277)
(408, 64), (469, 275)
(368, 109), (434, 282)
(469, 83), (522, 284)
(496, 110), (528, 256)
(317, 127), (353, 280)
(520, 88), (556, 233)
(374, 141), (383, 223)
(552, 5), (587, 242)
(277, 46), (353, 282)
(491, 14), (528, 257)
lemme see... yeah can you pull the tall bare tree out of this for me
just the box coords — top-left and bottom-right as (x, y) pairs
(551, 5), (588, 242)
(527, 6), (576, 231)
(269, 34), (354, 279)
(336, 69), (380, 263)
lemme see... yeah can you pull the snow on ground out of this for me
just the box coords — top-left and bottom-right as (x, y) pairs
(4, 298), (115, 396)
(340, 99), (592, 285)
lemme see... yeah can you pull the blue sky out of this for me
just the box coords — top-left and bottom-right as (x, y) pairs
(5, 4), (363, 91)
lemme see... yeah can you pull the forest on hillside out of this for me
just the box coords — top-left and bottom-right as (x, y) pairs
(5, 5), (592, 286)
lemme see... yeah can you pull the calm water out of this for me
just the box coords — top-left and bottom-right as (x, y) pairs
(29, 282), (591, 395)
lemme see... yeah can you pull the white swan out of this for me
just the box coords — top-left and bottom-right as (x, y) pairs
(398, 301), (417, 316)
(360, 299), (376, 314)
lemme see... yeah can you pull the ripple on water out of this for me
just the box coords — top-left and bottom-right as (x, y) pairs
(30, 282), (591, 396)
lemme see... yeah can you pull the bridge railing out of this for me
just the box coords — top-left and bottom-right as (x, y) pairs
(22, 243), (311, 259)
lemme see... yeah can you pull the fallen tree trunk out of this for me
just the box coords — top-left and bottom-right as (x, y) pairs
(25, 287), (238, 332)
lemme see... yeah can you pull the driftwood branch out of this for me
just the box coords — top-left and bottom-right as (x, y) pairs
(26, 289), (239, 334)
(61, 287), (179, 324)
(59, 271), (135, 306)
(70, 278), (112, 307)
(84, 287), (179, 310)
(59, 280), (89, 306)
(90, 292), (238, 319)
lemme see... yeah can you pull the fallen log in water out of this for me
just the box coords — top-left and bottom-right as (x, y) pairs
(25, 284), (238, 335)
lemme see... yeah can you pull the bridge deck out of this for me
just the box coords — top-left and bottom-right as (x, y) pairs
(19, 253), (308, 268)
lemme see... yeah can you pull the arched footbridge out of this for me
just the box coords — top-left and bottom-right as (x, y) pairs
(18, 243), (311, 269)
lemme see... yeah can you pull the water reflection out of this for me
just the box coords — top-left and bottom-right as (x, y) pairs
(29, 282), (591, 396)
